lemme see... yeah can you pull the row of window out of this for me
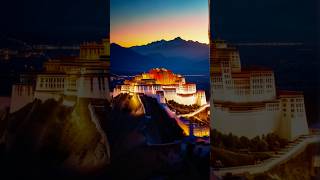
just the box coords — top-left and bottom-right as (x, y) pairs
(267, 104), (279, 111)
(251, 78), (273, 83)
(252, 90), (265, 94)
(15, 86), (33, 96)
(283, 113), (304, 118)
(234, 80), (250, 85)
(281, 98), (304, 103)
(234, 90), (250, 95)
(40, 77), (65, 83)
(282, 107), (304, 113)
(251, 73), (273, 77)
(39, 82), (64, 89)
(213, 85), (223, 89)
(136, 85), (161, 91)
(212, 77), (223, 83)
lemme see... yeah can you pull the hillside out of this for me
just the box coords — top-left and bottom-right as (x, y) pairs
(0, 98), (111, 178)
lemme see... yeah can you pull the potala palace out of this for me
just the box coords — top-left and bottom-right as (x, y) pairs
(113, 68), (207, 106)
(10, 38), (110, 113)
(210, 40), (309, 140)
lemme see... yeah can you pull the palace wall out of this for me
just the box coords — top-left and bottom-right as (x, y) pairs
(77, 76), (110, 100)
(212, 105), (281, 139)
(10, 84), (34, 113)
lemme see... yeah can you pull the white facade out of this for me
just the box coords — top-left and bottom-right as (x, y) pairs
(10, 84), (34, 113)
(210, 40), (309, 141)
(113, 69), (207, 106)
(213, 104), (280, 139)
(10, 38), (110, 113)
(33, 74), (110, 102)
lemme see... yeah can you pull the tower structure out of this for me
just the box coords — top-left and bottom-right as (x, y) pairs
(10, 38), (111, 113)
(209, 5), (309, 140)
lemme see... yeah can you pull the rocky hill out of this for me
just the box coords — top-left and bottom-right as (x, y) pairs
(0, 98), (111, 178)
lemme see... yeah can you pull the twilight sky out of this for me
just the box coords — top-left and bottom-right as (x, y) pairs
(0, 0), (316, 44)
(111, 0), (209, 47)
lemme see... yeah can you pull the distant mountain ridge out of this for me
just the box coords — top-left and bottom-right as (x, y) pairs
(130, 37), (209, 59)
(111, 37), (209, 74)
(111, 43), (158, 73)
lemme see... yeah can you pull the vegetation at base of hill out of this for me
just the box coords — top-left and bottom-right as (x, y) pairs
(211, 129), (289, 153)
(211, 129), (289, 167)
(167, 100), (200, 115)
(211, 147), (271, 167)
(242, 143), (320, 180)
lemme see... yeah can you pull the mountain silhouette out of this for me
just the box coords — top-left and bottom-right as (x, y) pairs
(111, 38), (209, 75)
(130, 37), (209, 60)
(110, 43), (161, 74)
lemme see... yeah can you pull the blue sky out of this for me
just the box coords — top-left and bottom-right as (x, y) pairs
(111, 0), (209, 46)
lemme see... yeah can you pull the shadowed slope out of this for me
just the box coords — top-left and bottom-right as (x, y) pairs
(1, 98), (110, 178)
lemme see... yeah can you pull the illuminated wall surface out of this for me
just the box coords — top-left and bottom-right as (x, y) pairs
(209, 0), (319, 179)
(113, 68), (207, 106)
(210, 40), (309, 140)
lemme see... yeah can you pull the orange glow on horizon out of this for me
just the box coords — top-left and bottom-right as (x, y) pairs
(111, 14), (208, 47)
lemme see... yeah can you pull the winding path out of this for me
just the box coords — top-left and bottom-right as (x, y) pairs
(177, 104), (210, 118)
(212, 134), (320, 177)
(88, 103), (111, 159)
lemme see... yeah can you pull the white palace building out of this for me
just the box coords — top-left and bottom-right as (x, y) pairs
(113, 68), (207, 106)
(210, 40), (309, 141)
(10, 39), (110, 113)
